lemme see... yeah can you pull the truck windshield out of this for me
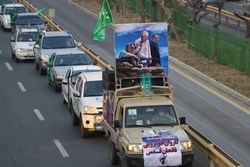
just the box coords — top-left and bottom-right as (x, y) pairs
(125, 105), (178, 127)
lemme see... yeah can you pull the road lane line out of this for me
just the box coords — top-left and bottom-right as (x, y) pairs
(33, 109), (45, 121)
(170, 65), (249, 114)
(17, 82), (26, 92)
(5, 62), (13, 71)
(53, 139), (69, 158)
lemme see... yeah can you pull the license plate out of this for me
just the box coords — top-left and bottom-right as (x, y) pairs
(96, 126), (102, 130)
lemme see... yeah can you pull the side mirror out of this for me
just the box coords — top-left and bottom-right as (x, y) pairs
(93, 60), (98, 65)
(11, 37), (15, 42)
(62, 80), (68, 85)
(73, 91), (80, 97)
(114, 120), (121, 128)
(77, 42), (82, 47)
(179, 117), (186, 124)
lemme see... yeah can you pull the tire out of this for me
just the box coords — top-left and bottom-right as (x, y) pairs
(35, 60), (39, 70)
(63, 98), (67, 104)
(80, 118), (89, 138)
(120, 151), (128, 167)
(108, 138), (119, 165)
(53, 80), (61, 92)
(70, 105), (79, 126)
(39, 66), (46, 75)
(15, 55), (20, 63)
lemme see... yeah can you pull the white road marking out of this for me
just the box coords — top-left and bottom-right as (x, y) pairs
(33, 109), (45, 121)
(5, 62), (13, 71)
(53, 139), (69, 158)
(17, 82), (26, 92)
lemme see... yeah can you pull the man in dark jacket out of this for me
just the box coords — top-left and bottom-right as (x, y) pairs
(150, 33), (161, 67)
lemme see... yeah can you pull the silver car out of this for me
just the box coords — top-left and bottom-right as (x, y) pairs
(243, 0), (250, 16)
(47, 50), (94, 92)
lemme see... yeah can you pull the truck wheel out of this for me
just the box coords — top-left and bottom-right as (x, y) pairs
(80, 120), (89, 138)
(120, 150), (128, 167)
(39, 66), (46, 75)
(70, 106), (79, 126)
(63, 98), (67, 104)
(108, 138), (119, 165)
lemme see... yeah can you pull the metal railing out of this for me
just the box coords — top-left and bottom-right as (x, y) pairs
(19, 0), (244, 166)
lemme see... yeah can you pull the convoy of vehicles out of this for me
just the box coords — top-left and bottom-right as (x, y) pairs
(0, 3), (27, 31)
(47, 50), (93, 92)
(4, 1), (195, 167)
(10, 27), (38, 62)
(33, 31), (79, 75)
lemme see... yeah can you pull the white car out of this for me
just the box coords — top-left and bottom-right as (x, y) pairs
(70, 71), (104, 138)
(10, 27), (38, 62)
(0, 3), (27, 31)
(61, 65), (102, 106)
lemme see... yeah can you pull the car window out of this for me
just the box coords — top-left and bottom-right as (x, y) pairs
(5, 7), (27, 14)
(42, 36), (76, 49)
(17, 31), (37, 42)
(84, 81), (103, 97)
(16, 15), (43, 25)
(72, 54), (92, 65)
(0, 0), (14, 5)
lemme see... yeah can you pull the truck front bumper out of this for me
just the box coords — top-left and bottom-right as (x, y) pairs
(125, 151), (194, 167)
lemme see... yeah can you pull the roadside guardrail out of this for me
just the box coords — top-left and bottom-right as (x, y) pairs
(20, 0), (244, 166)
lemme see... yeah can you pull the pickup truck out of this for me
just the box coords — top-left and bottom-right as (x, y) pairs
(103, 71), (193, 167)
(69, 71), (104, 138)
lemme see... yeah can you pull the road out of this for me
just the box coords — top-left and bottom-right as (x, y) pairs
(0, 0), (249, 166)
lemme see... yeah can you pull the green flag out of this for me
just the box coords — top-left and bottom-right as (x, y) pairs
(36, 8), (45, 15)
(9, 10), (17, 24)
(92, 0), (114, 41)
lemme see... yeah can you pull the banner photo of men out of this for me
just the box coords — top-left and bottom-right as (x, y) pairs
(114, 23), (169, 79)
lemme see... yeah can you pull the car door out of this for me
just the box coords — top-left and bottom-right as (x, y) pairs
(73, 77), (83, 117)
(10, 31), (17, 55)
(62, 68), (71, 102)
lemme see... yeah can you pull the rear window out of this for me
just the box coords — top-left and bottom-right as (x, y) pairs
(17, 31), (37, 42)
(0, 0), (14, 5)
(5, 7), (27, 14)
(84, 81), (103, 97)
(16, 15), (43, 25)
(54, 53), (92, 66)
(42, 36), (76, 49)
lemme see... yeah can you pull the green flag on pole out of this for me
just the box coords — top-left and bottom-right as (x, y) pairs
(9, 10), (17, 24)
(92, 0), (114, 41)
(36, 8), (45, 15)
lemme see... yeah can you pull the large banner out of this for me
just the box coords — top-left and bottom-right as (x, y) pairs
(114, 23), (169, 77)
(142, 135), (182, 167)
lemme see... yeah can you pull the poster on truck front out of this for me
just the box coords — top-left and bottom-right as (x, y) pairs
(114, 23), (169, 80)
(142, 135), (182, 167)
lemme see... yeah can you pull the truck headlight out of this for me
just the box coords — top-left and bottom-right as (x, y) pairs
(84, 106), (98, 114)
(180, 141), (192, 151)
(17, 48), (26, 52)
(55, 74), (64, 79)
(4, 19), (8, 23)
(127, 144), (142, 153)
(41, 55), (49, 62)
